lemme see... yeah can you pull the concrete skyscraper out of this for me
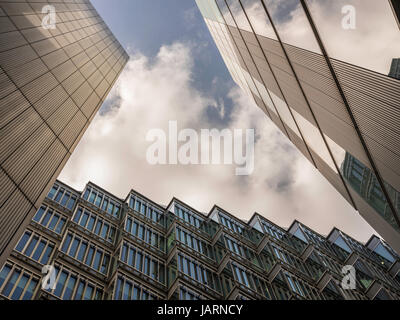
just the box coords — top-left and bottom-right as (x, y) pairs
(0, 0), (128, 267)
(195, 0), (400, 253)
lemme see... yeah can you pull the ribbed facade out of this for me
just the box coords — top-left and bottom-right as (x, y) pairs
(0, 0), (129, 267)
(195, 0), (400, 253)
(0, 180), (399, 300)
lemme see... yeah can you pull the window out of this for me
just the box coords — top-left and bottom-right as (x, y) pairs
(179, 286), (202, 300)
(83, 186), (121, 218)
(0, 263), (39, 300)
(61, 232), (111, 275)
(177, 253), (220, 293)
(47, 185), (58, 200)
(46, 264), (103, 300)
(32, 206), (67, 234)
(377, 243), (395, 261)
(283, 271), (319, 299)
(47, 184), (77, 210)
(14, 231), (55, 265)
(293, 228), (308, 244)
(128, 195), (165, 226)
(73, 207), (116, 244)
(334, 236), (352, 253)
(173, 204), (204, 229)
(374, 288), (392, 300)
(175, 226), (214, 260)
(122, 220), (166, 252)
(114, 275), (160, 300)
(120, 242), (165, 284)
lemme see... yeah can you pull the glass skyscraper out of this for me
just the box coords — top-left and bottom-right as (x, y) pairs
(0, 0), (128, 267)
(195, 0), (400, 253)
(0, 179), (399, 300)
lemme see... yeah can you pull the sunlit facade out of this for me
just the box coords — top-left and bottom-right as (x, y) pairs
(0, 180), (399, 300)
(0, 0), (128, 267)
(195, 0), (400, 253)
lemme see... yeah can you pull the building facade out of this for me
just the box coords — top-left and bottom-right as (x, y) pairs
(0, 180), (399, 300)
(0, 0), (129, 267)
(194, 0), (400, 253)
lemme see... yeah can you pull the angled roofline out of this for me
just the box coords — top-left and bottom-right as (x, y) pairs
(84, 180), (126, 203)
(125, 188), (166, 211)
(54, 180), (379, 248)
(55, 179), (82, 195)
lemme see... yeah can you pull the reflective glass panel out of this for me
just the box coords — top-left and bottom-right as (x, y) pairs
(263, 0), (321, 53)
(306, 0), (400, 75)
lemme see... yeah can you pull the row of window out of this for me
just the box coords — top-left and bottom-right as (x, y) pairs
(355, 258), (400, 291)
(15, 231), (55, 265)
(0, 263), (39, 300)
(306, 256), (328, 281)
(340, 232), (373, 259)
(302, 227), (348, 261)
(83, 186), (121, 218)
(73, 207), (116, 243)
(349, 157), (365, 189)
(176, 226), (215, 261)
(224, 235), (261, 268)
(367, 260), (400, 290)
(322, 280), (345, 300)
(230, 262), (272, 299)
(283, 271), (321, 300)
(120, 242), (166, 284)
(308, 250), (342, 276)
(372, 242), (396, 268)
(47, 184), (78, 211)
(262, 221), (305, 252)
(270, 244), (309, 277)
(61, 233), (110, 275)
(45, 264), (104, 300)
(259, 246), (278, 272)
(113, 275), (161, 300)
(177, 253), (221, 293)
(219, 212), (246, 236)
(174, 204), (204, 229)
(125, 216), (165, 252)
(129, 195), (165, 226)
(272, 282), (292, 300)
(33, 205), (67, 235)
(179, 286), (202, 300)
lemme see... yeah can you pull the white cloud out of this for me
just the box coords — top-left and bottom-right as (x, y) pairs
(59, 42), (376, 242)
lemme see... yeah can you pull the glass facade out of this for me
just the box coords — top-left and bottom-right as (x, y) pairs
(0, 180), (399, 300)
(195, 0), (400, 253)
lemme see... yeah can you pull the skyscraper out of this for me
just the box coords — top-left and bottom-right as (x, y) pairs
(195, 0), (400, 253)
(0, 0), (129, 267)
(0, 179), (399, 300)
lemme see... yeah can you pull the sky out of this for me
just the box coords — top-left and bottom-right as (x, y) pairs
(59, 0), (377, 243)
